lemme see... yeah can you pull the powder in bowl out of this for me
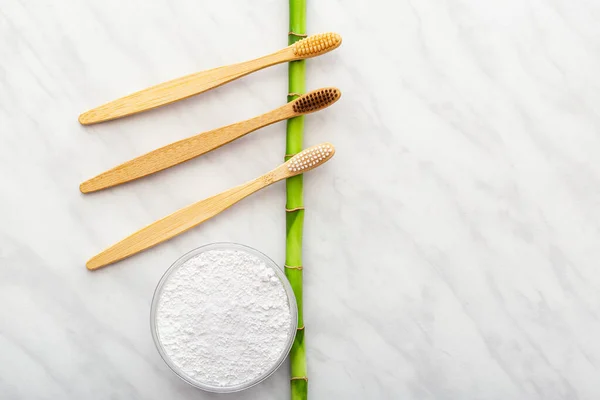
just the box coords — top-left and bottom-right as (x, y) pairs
(152, 245), (295, 391)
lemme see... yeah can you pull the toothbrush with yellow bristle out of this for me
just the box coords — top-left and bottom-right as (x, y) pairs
(86, 143), (335, 270)
(78, 33), (342, 125)
(79, 87), (341, 193)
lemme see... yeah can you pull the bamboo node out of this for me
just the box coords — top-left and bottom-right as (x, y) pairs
(286, 206), (305, 212)
(285, 264), (303, 270)
(288, 31), (308, 38)
(297, 325), (305, 330)
(291, 376), (309, 382)
(288, 92), (303, 98)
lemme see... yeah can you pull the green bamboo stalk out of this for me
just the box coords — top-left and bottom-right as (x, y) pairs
(286, 0), (307, 399)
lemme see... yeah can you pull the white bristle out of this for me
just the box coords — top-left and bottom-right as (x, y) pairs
(287, 145), (333, 173)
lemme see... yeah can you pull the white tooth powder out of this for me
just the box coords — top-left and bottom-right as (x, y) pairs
(153, 247), (294, 389)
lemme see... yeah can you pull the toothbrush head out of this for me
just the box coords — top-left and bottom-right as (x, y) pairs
(293, 33), (342, 58)
(287, 143), (335, 174)
(292, 87), (341, 114)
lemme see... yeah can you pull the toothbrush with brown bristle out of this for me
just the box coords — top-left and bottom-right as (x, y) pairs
(86, 143), (335, 270)
(78, 33), (342, 125)
(79, 87), (341, 193)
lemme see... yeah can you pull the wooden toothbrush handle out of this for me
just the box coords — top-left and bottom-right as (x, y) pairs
(78, 49), (293, 125)
(86, 176), (274, 270)
(86, 142), (335, 270)
(80, 106), (293, 193)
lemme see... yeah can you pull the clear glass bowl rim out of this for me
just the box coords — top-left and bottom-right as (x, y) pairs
(149, 242), (298, 393)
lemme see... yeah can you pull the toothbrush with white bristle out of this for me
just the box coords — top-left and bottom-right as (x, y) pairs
(86, 143), (335, 270)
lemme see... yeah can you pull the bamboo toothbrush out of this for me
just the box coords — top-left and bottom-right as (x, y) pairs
(78, 33), (342, 125)
(80, 88), (341, 193)
(86, 143), (335, 270)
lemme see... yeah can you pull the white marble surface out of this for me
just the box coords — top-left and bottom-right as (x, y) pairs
(2, 0), (600, 398)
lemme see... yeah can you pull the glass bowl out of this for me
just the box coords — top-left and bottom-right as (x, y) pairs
(150, 242), (298, 393)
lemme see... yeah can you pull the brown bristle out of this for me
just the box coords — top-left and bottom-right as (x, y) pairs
(293, 32), (342, 58)
(292, 88), (341, 114)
